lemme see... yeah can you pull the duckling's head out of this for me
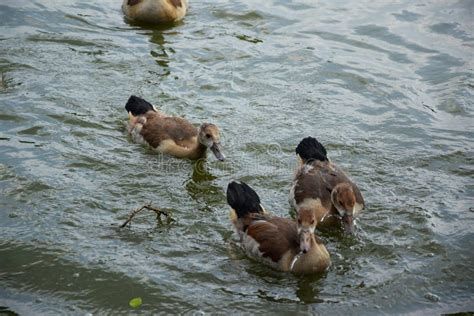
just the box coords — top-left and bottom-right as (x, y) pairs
(296, 208), (317, 253)
(297, 208), (317, 234)
(331, 183), (356, 234)
(198, 123), (225, 161)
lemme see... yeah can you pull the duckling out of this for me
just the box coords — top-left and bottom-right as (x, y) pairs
(227, 181), (330, 274)
(122, 0), (188, 24)
(289, 137), (365, 234)
(125, 95), (225, 161)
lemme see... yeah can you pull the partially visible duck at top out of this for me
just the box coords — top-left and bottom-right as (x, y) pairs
(227, 181), (331, 274)
(289, 137), (365, 234)
(122, 0), (188, 24)
(125, 95), (225, 161)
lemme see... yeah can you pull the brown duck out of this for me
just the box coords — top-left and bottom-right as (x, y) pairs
(227, 181), (330, 274)
(289, 137), (365, 234)
(122, 0), (188, 24)
(125, 95), (225, 161)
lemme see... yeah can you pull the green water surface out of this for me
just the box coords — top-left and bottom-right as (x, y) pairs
(1, 0), (473, 314)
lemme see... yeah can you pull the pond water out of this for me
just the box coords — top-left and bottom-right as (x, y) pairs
(1, 0), (473, 314)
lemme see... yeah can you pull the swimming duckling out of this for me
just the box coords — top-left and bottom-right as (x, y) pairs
(122, 0), (188, 24)
(227, 181), (330, 274)
(289, 137), (365, 234)
(125, 95), (224, 161)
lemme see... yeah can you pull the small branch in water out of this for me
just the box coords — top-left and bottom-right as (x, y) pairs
(422, 102), (437, 113)
(0, 73), (6, 89)
(120, 202), (175, 228)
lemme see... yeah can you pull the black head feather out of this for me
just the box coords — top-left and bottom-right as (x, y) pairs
(295, 136), (328, 163)
(226, 181), (263, 218)
(125, 95), (156, 116)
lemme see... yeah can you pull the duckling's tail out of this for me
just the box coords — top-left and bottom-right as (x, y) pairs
(295, 136), (328, 163)
(125, 95), (156, 117)
(226, 181), (264, 218)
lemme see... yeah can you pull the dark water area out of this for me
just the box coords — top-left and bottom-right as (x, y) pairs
(1, 0), (473, 314)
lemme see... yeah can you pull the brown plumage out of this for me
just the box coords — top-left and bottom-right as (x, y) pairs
(122, 0), (188, 24)
(227, 182), (331, 274)
(169, 0), (182, 8)
(244, 214), (299, 263)
(125, 96), (225, 161)
(290, 137), (365, 234)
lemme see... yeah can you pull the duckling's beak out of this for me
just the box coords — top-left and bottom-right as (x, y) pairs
(301, 242), (310, 254)
(210, 142), (225, 161)
(299, 230), (311, 254)
(342, 214), (354, 234)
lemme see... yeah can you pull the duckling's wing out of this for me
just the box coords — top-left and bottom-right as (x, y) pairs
(292, 164), (333, 210)
(164, 117), (199, 145)
(244, 216), (298, 264)
(140, 114), (197, 148)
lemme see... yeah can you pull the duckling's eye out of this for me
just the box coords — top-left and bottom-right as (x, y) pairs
(206, 134), (211, 138)
(310, 219), (315, 225)
(298, 218), (302, 224)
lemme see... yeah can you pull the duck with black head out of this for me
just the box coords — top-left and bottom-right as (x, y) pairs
(122, 0), (188, 24)
(227, 181), (330, 274)
(289, 137), (365, 234)
(125, 95), (225, 161)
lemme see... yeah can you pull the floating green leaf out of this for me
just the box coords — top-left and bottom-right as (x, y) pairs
(129, 297), (142, 308)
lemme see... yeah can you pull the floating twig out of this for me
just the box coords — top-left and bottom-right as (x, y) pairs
(422, 102), (437, 113)
(0, 73), (6, 89)
(120, 202), (175, 228)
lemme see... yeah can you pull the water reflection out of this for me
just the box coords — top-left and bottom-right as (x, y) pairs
(185, 159), (222, 211)
(295, 275), (326, 304)
(149, 28), (171, 76)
